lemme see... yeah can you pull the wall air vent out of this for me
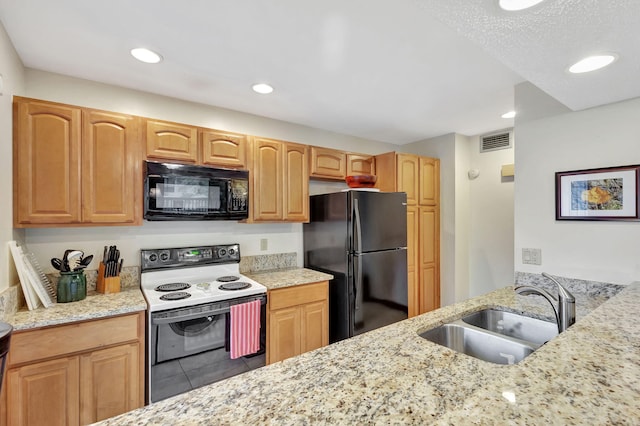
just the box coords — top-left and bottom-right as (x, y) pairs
(480, 130), (513, 153)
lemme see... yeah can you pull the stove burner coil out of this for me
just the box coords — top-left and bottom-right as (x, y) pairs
(159, 292), (192, 301)
(218, 282), (251, 291)
(155, 283), (191, 292)
(216, 275), (240, 283)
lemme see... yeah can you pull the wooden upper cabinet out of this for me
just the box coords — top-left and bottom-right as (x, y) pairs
(200, 129), (248, 169)
(310, 146), (346, 179)
(14, 99), (82, 225)
(250, 138), (308, 222)
(284, 143), (309, 222)
(82, 110), (141, 224)
(251, 138), (283, 221)
(146, 119), (198, 163)
(346, 153), (375, 176)
(419, 157), (440, 206)
(396, 154), (419, 205)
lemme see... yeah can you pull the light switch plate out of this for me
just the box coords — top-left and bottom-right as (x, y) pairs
(522, 248), (542, 265)
(260, 238), (268, 251)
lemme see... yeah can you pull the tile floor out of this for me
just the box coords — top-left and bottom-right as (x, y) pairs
(151, 347), (266, 402)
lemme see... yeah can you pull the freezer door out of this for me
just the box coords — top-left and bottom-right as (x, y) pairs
(350, 191), (407, 253)
(353, 248), (408, 337)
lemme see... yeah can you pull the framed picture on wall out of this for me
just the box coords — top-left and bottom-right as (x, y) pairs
(555, 165), (640, 221)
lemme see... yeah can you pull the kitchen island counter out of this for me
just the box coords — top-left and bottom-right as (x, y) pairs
(7, 288), (146, 331)
(96, 282), (639, 425)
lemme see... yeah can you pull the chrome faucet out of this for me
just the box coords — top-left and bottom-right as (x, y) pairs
(514, 272), (576, 333)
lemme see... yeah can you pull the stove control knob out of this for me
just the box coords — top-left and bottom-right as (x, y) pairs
(148, 253), (158, 262)
(160, 251), (170, 262)
(228, 248), (235, 256)
(218, 248), (227, 257)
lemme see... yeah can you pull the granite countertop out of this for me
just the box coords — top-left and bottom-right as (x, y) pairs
(96, 282), (639, 425)
(7, 288), (146, 331)
(246, 267), (334, 290)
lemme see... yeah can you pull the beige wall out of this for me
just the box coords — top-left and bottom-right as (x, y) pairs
(18, 70), (398, 274)
(514, 83), (640, 284)
(0, 22), (25, 292)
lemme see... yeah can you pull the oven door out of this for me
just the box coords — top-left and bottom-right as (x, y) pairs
(149, 294), (266, 365)
(153, 314), (226, 364)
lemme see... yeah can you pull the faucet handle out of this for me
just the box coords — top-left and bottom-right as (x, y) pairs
(542, 272), (575, 302)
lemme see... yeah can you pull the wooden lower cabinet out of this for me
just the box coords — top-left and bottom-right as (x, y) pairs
(1, 312), (144, 426)
(267, 282), (328, 364)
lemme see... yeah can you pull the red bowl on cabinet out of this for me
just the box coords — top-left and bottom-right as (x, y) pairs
(345, 175), (377, 188)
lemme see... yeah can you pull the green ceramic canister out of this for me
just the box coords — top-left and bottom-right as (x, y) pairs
(57, 271), (87, 303)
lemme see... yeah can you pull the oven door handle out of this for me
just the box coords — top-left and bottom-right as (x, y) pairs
(150, 294), (266, 325)
(152, 308), (228, 324)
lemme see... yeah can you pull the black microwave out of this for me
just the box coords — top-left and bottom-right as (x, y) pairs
(144, 161), (249, 221)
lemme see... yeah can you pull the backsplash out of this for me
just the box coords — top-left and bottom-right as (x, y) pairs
(515, 272), (624, 299)
(46, 266), (140, 292)
(0, 286), (18, 321)
(240, 252), (298, 273)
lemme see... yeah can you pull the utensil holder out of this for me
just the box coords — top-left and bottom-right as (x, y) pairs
(97, 262), (121, 294)
(57, 271), (87, 302)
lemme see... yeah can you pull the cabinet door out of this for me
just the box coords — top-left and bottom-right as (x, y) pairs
(419, 157), (440, 206)
(406, 206), (420, 317)
(146, 119), (198, 163)
(301, 301), (329, 353)
(346, 154), (375, 176)
(252, 138), (283, 221)
(283, 143), (309, 222)
(82, 110), (141, 224)
(7, 357), (80, 426)
(309, 146), (346, 179)
(419, 206), (440, 314)
(268, 307), (301, 364)
(200, 129), (248, 168)
(14, 99), (81, 225)
(79, 343), (143, 424)
(396, 154), (419, 205)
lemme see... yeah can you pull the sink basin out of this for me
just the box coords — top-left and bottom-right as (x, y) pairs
(419, 322), (536, 365)
(461, 309), (558, 345)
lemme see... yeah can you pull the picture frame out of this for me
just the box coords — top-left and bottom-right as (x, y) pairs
(556, 165), (640, 221)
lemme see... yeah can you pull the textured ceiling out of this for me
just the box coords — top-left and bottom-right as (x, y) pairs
(417, 0), (640, 111)
(0, 1), (636, 145)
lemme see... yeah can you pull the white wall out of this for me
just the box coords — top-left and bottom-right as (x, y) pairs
(468, 134), (514, 296)
(17, 70), (398, 274)
(514, 83), (640, 284)
(0, 22), (25, 291)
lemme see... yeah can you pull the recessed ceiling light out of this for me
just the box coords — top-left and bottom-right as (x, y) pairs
(568, 55), (617, 74)
(252, 83), (274, 94)
(498, 0), (546, 11)
(501, 111), (516, 119)
(130, 48), (162, 64)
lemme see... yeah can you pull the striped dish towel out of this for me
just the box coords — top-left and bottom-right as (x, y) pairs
(230, 299), (261, 359)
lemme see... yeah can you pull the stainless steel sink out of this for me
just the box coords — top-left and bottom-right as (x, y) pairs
(461, 309), (558, 345)
(419, 322), (537, 365)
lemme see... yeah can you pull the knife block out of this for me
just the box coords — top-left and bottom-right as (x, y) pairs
(97, 262), (121, 294)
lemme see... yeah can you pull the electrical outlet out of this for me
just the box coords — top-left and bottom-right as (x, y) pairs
(260, 238), (268, 251)
(522, 248), (542, 265)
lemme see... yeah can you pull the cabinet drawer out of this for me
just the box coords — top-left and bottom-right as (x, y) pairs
(268, 282), (328, 311)
(8, 312), (143, 366)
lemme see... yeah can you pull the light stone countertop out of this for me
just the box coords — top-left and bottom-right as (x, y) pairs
(95, 282), (640, 425)
(246, 267), (334, 290)
(6, 288), (146, 331)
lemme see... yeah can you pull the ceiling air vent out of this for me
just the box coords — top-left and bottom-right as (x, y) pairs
(480, 130), (512, 153)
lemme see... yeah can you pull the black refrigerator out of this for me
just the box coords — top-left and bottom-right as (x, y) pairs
(303, 190), (408, 343)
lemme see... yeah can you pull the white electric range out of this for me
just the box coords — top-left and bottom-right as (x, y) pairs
(140, 244), (267, 403)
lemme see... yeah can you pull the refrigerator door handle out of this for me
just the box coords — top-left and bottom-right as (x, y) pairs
(354, 254), (362, 311)
(353, 198), (362, 253)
